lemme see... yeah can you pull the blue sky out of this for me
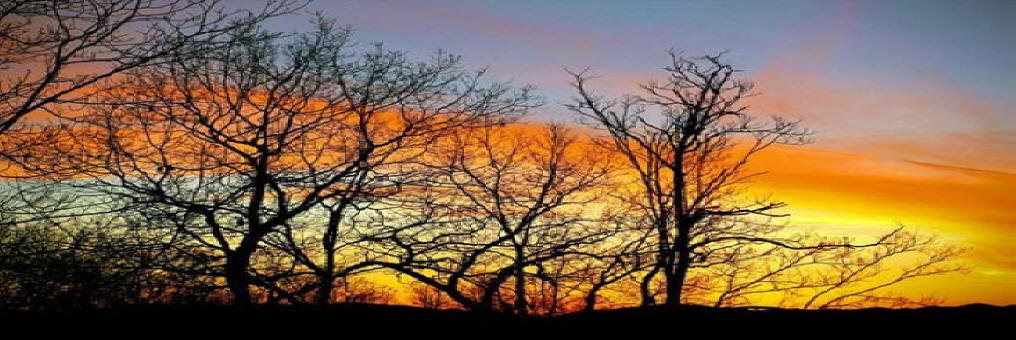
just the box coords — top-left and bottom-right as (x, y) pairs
(244, 0), (1014, 171)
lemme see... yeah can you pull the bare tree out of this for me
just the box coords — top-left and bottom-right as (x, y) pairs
(566, 52), (966, 309)
(0, 2), (303, 276)
(370, 124), (614, 315)
(574, 220), (655, 311)
(0, 206), (215, 310)
(799, 230), (965, 309)
(0, 6), (971, 312)
(11, 16), (536, 306)
(23, 20), (352, 305)
(0, 0), (303, 138)
(693, 227), (965, 309)
(411, 282), (456, 309)
(263, 27), (539, 305)
(567, 51), (812, 306)
(329, 277), (395, 304)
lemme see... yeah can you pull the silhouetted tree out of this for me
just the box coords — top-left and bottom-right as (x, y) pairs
(692, 227), (965, 309)
(0, 210), (212, 310)
(574, 221), (655, 311)
(10, 16), (535, 306)
(0, 8), (970, 313)
(371, 125), (614, 314)
(0, 0), (303, 138)
(566, 52), (966, 309)
(567, 51), (812, 306)
(263, 24), (538, 305)
(0, 3), (304, 299)
(411, 282), (456, 309)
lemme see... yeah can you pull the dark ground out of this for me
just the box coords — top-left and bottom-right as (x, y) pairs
(2, 303), (1012, 336)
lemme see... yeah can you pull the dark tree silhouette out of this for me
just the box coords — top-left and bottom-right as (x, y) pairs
(0, 1), (304, 269)
(573, 219), (655, 311)
(10, 18), (535, 306)
(261, 24), (539, 306)
(0, 5), (969, 313)
(694, 228), (966, 309)
(369, 124), (614, 314)
(563, 51), (965, 309)
(0, 210), (220, 310)
(565, 53), (965, 309)
(0, 0), (303, 138)
(567, 51), (812, 306)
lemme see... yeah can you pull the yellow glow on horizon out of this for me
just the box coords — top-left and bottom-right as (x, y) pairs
(356, 139), (1016, 308)
(4, 116), (1013, 307)
(744, 144), (1016, 306)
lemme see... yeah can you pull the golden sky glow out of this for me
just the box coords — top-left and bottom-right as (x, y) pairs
(354, 135), (1016, 307)
(744, 144), (1015, 305)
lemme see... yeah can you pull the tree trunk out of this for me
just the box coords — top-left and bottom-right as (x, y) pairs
(665, 223), (692, 306)
(640, 265), (660, 306)
(584, 284), (604, 312)
(224, 252), (253, 307)
(314, 274), (333, 305)
(513, 246), (527, 316)
(317, 208), (342, 306)
(663, 271), (681, 306)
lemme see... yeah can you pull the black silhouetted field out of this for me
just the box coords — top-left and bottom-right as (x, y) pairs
(4, 304), (1012, 335)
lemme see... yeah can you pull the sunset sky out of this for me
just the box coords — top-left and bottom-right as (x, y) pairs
(251, 0), (1012, 305)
